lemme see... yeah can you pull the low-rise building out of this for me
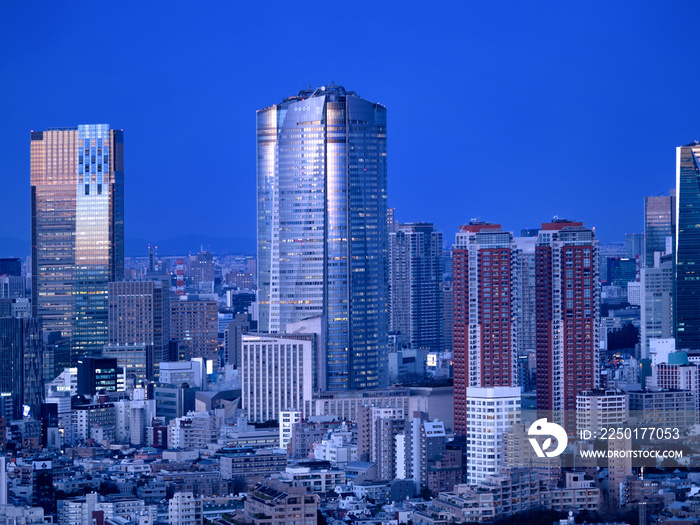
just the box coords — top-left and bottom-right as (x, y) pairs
(244, 482), (318, 525)
(277, 466), (346, 493)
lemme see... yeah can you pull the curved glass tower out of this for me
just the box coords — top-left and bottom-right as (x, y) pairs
(257, 84), (388, 391)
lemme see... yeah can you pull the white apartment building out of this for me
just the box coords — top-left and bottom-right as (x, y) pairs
(466, 386), (521, 485)
(168, 492), (202, 525)
(279, 410), (301, 449)
(576, 389), (628, 434)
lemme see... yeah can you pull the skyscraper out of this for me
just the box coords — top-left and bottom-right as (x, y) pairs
(675, 142), (700, 351)
(0, 316), (43, 419)
(640, 252), (674, 358)
(535, 220), (600, 431)
(170, 295), (218, 362)
(256, 84), (388, 391)
(389, 222), (443, 351)
(108, 279), (171, 378)
(452, 223), (518, 435)
(644, 192), (675, 268)
(625, 233), (644, 260)
(31, 125), (124, 360)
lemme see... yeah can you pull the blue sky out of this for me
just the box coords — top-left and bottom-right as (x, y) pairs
(1, 1), (698, 255)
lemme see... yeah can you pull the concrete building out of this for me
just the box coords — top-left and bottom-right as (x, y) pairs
(168, 412), (221, 450)
(241, 334), (313, 423)
(640, 252), (674, 359)
(277, 465), (346, 493)
(279, 410), (301, 450)
(628, 389), (696, 429)
(168, 491), (202, 525)
(576, 389), (628, 434)
(219, 449), (287, 490)
(389, 222), (444, 352)
(244, 482), (318, 525)
(72, 401), (116, 444)
(452, 223), (519, 436)
(108, 279), (171, 376)
(535, 220), (600, 432)
(170, 295), (218, 361)
(401, 412), (450, 492)
(159, 359), (207, 389)
(465, 386), (521, 485)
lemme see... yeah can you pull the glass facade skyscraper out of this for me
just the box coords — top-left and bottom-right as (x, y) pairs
(31, 124), (124, 361)
(257, 85), (388, 391)
(644, 193), (675, 267)
(675, 142), (700, 351)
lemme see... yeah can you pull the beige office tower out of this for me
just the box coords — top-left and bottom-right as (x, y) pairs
(31, 125), (124, 361)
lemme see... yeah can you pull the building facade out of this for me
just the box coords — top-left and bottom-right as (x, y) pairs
(389, 222), (444, 352)
(640, 252), (674, 358)
(465, 386), (521, 485)
(108, 279), (171, 377)
(452, 223), (518, 435)
(170, 295), (218, 362)
(535, 220), (600, 431)
(257, 84), (388, 391)
(0, 317), (43, 419)
(31, 124), (124, 360)
(240, 334), (313, 423)
(675, 142), (700, 351)
(644, 193), (675, 268)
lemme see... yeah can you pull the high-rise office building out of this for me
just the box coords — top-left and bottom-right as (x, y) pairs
(644, 192), (675, 268)
(256, 84), (388, 391)
(452, 223), (518, 435)
(0, 317), (43, 419)
(108, 279), (171, 378)
(640, 252), (674, 358)
(535, 220), (600, 431)
(189, 251), (215, 290)
(675, 142), (700, 351)
(31, 125), (124, 360)
(389, 223), (443, 351)
(76, 356), (118, 396)
(240, 333), (313, 423)
(625, 233), (644, 260)
(170, 295), (218, 362)
(606, 257), (637, 286)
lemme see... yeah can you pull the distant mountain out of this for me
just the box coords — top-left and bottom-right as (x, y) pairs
(126, 235), (256, 256)
(0, 237), (30, 258)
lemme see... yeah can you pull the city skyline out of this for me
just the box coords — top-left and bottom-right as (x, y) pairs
(3, 3), (700, 258)
(2, 4), (700, 523)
